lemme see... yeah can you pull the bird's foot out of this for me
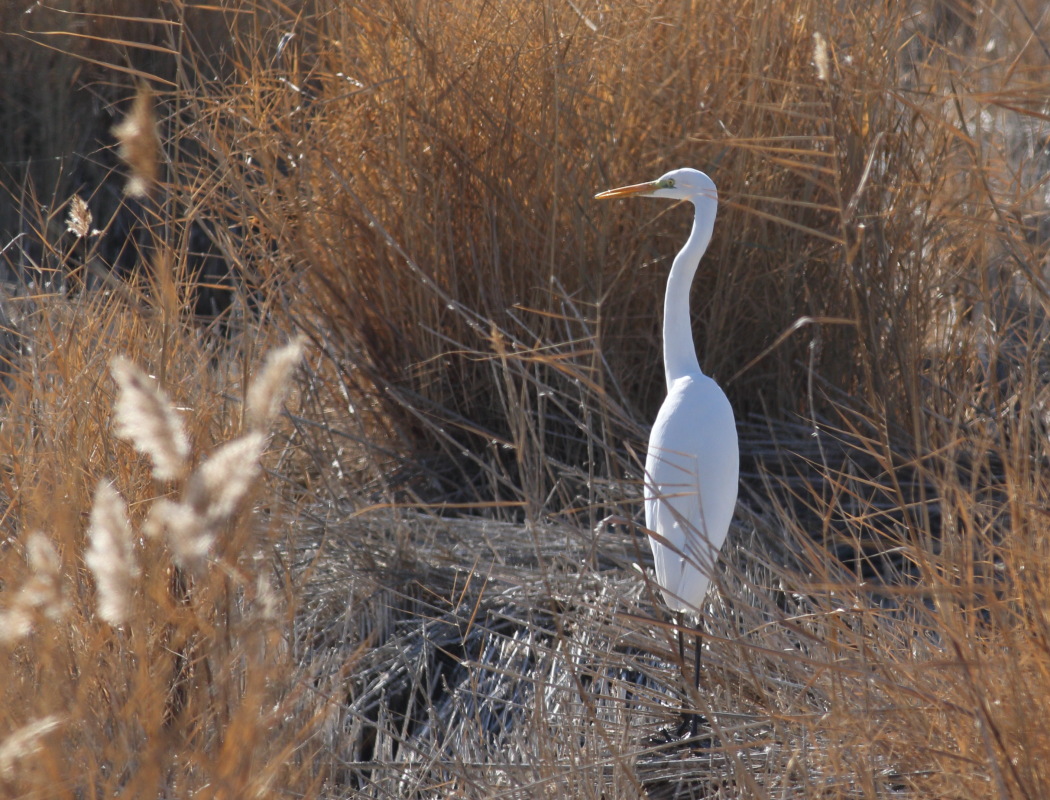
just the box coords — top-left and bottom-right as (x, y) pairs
(648, 713), (716, 750)
(676, 712), (717, 749)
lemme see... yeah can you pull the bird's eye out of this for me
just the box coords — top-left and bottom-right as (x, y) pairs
(661, 178), (676, 189)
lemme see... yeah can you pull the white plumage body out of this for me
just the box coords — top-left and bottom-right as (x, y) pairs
(644, 372), (739, 612)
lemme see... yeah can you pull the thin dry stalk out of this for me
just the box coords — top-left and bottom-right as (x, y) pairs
(4, 0), (1050, 798)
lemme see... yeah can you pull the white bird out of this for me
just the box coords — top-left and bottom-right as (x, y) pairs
(596, 168), (739, 729)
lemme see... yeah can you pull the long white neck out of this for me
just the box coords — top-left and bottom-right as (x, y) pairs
(663, 200), (716, 386)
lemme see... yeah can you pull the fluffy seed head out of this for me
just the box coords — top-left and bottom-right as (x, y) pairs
(813, 32), (830, 82)
(112, 85), (159, 198)
(0, 534), (66, 643)
(142, 434), (266, 567)
(0, 716), (62, 779)
(85, 481), (139, 626)
(145, 499), (211, 567)
(65, 195), (93, 239)
(186, 432), (266, 521)
(246, 337), (306, 432)
(111, 356), (190, 481)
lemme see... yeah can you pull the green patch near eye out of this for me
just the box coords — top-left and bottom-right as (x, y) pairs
(660, 178), (675, 189)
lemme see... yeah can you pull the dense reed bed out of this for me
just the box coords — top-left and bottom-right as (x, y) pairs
(2, 0), (1050, 797)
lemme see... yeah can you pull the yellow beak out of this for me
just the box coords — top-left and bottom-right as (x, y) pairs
(594, 180), (658, 200)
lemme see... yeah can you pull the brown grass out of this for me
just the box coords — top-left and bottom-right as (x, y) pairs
(2, 0), (1050, 797)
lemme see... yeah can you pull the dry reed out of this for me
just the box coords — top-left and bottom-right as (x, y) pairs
(2, 0), (1050, 798)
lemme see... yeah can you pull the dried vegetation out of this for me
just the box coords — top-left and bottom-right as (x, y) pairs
(2, 0), (1050, 798)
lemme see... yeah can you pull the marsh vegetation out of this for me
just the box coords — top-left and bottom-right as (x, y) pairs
(2, 1), (1050, 797)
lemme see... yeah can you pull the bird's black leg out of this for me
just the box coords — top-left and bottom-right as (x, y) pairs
(691, 629), (702, 738)
(677, 613), (686, 668)
(673, 613), (701, 739)
(671, 614), (689, 739)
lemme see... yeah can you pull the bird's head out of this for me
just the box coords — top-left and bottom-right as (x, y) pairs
(595, 167), (717, 206)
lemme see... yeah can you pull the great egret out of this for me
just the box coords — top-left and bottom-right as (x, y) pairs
(596, 168), (739, 733)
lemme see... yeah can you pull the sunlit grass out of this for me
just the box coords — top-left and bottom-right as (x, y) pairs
(1, 0), (1050, 797)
